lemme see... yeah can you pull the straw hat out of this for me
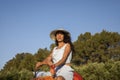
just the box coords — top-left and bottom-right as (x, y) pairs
(50, 28), (70, 40)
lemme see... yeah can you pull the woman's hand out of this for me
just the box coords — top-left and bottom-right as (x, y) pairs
(47, 61), (53, 66)
(50, 64), (56, 77)
(35, 62), (43, 70)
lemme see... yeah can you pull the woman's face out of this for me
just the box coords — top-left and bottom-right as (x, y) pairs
(55, 32), (64, 42)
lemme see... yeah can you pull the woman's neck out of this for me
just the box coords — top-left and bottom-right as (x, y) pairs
(57, 42), (65, 48)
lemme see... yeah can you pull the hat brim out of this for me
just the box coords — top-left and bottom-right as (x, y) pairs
(50, 29), (70, 40)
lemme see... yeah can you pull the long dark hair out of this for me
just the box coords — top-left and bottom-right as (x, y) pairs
(55, 31), (75, 53)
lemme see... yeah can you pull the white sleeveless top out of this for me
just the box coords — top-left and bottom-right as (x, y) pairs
(52, 44), (72, 64)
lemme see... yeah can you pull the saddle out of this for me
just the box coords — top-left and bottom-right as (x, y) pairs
(32, 71), (83, 80)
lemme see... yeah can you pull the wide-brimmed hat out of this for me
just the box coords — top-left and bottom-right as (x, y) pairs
(50, 28), (70, 40)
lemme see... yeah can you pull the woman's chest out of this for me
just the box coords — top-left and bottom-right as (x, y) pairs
(52, 49), (64, 58)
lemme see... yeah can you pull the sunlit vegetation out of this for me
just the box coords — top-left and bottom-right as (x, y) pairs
(0, 30), (120, 80)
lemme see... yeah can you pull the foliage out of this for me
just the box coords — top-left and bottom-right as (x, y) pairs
(72, 61), (120, 80)
(72, 30), (120, 65)
(0, 30), (120, 80)
(0, 68), (33, 80)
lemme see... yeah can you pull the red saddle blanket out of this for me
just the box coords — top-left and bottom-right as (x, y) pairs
(73, 72), (83, 80)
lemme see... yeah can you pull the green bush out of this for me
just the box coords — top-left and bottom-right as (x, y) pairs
(0, 69), (33, 80)
(19, 69), (33, 80)
(73, 61), (120, 80)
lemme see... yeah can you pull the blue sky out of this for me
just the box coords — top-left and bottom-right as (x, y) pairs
(0, 0), (120, 69)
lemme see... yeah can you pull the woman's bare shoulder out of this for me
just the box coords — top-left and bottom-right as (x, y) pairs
(65, 43), (71, 48)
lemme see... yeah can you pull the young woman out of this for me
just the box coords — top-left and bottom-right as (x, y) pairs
(35, 29), (74, 80)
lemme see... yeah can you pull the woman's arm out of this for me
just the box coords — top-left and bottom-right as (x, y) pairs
(35, 52), (53, 69)
(43, 53), (53, 65)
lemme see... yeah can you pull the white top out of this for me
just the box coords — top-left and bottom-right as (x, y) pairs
(52, 44), (72, 64)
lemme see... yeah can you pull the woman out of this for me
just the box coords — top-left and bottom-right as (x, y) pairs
(35, 29), (74, 80)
